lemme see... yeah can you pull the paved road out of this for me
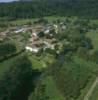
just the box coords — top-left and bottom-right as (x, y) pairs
(84, 77), (98, 100)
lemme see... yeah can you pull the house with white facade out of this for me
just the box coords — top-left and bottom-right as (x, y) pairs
(25, 46), (39, 53)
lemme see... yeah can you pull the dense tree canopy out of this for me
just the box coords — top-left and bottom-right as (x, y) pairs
(0, 0), (98, 19)
(0, 55), (37, 100)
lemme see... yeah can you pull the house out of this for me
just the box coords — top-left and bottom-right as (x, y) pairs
(53, 24), (58, 34)
(53, 24), (58, 28)
(0, 32), (6, 41)
(44, 29), (50, 34)
(61, 25), (67, 30)
(14, 29), (21, 33)
(25, 46), (39, 53)
(44, 24), (53, 32)
(32, 32), (37, 37)
(14, 28), (24, 33)
(43, 41), (55, 50)
(25, 46), (33, 52)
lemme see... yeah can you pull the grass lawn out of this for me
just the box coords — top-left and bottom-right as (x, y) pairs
(0, 52), (25, 78)
(72, 56), (98, 100)
(73, 56), (98, 74)
(90, 19), (98, 26)
(10, 18), (37, 26)
(28, 53), (56, 70)
(0, 55), (18, 78)
(8, 16), (66, 26)
(28, 75), (65, 100)
(41, 76), (65, 100)
(44, 16), (65, 23)
(86, 29), (98, 50)
(28, 55), (45, 70)
(0, 58), (14, 78)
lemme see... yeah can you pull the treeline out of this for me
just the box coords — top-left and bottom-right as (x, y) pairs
(0, 0), (98, 19)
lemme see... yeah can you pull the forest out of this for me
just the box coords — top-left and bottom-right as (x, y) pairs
(0, 0), (98, 19)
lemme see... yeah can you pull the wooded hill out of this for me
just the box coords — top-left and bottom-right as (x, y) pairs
(0, 0), (98, 19)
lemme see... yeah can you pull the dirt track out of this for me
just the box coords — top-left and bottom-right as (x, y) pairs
(84, 77), (98, 100)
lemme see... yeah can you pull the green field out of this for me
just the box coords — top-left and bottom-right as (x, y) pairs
(69, 56), (98, 100)
(0, 58), (14, 78)
(0, 51), (25, 78)
(28, 53), (56, 70)
(29, 76), (65, 100)
(90, 84), (98, 100)
(0, 54), (22, 78)
(0, 16), (66, 27)
(9, 16), (65, 26)
(0, 52), (54, 78)
(86, 29), (98, 50)
(41, 76), (65, 100)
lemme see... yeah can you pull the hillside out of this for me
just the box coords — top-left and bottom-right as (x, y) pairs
(0, 0), (98, 18)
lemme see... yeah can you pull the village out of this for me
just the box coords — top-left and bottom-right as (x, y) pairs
(0, 19), (67, 54)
